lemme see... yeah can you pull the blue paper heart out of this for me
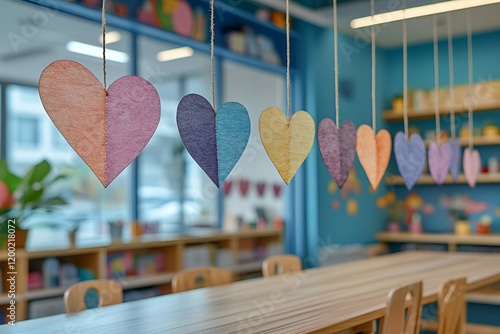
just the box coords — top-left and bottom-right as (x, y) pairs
(177, 94), (250, 187)
(394, 132), (426, 190)
(448, 139), (462, 182)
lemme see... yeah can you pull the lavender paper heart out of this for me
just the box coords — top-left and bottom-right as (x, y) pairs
(448, 140), (461, 181)
(394, 132), (426, 190)
(428, 141), (451, 185)
(318, 119), (357, 188)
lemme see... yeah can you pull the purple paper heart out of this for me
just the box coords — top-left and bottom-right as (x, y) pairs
(176, 94), (250, 187)
(256, 182), (266, 197)
(448, 139), (461, 181)
(394, 132), (426, 190)
(428, 141), (451, 185)
(318, 119), (357, 188)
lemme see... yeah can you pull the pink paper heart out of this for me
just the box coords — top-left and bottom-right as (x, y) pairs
(428, 141), (451, 185)
(256, 182), (266, 197)
(273, 184), (282, 198)
(239, 180), (249, 197)
(223, 180), (233, 196)
(39, 60), (160, 187)
(463, 148), (481, 188)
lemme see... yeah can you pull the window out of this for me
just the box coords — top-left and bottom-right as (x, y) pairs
(14, 116), (39, 147)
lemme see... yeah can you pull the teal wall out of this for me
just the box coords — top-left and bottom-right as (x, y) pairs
(300, 25), (500, 260)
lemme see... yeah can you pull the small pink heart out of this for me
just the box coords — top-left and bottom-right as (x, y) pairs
(239, 180), (249, 197)
(273, 184), (282, 198)
(463, 148), (481, 188)
(256, 182), (266, 197)
(223, 180), (233, 196)
(39, 60), (160, 187)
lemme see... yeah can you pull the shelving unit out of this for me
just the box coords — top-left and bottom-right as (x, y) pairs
(0, 228), (282, 322)
(424, 136), (500, 146)
(382, 101), (500, 121)
(377, 232), (500, 305)
(386, 173), (500, 186)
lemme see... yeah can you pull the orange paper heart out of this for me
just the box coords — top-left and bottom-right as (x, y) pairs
(356, 125), (391, 190)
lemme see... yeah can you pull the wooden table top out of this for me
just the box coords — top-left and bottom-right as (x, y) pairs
(5, 251), (500, 334)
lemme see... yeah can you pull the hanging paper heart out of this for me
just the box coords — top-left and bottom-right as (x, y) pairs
(356, 125), (391, 190)
(256, 182), (266, 197)
(448, 140), (461, 182)
(394, 132), (426, 190)
(428, 141), (451, 185)
(177, 94), (250, 187)
(259, 107), (315, 184)
(239, 179), (250, 197)
(273, 184), (282, 198)
(222, 180), (233, 196)
(39, 60), (160, 187)
(463, 148), (481, 188)
(318, 119), (356, 188)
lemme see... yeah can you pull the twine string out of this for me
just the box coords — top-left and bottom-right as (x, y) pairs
(371, 0), (376, 132)
(466, 9), (473, 150)
(447, 13), (456, 141)
(333, 0), (339, 125)
(210, 0), (216, 110)
(102, 0), (107, 90)
(403, 0), (408, 140)
(286, 0), (291, 120)
(433, 15), (441, 143)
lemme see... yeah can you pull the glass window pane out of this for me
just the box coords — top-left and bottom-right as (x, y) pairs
(137, 37), (217, 232)
(1, 1), (132, 247)
(222, 61), (287, 230)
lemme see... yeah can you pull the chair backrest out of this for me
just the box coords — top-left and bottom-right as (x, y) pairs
(262, 255), (302, 277)
(438, 277), (467, 334)
(64, 279), (123, 313)
(172, 267), (233, 293)
(380, 281), (423, 334)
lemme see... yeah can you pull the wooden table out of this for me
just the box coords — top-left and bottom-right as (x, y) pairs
(4, 251), (500, 334)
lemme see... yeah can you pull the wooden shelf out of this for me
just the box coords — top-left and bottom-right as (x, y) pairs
(382, 100), (500, 121)
(425, 136), (500, 146)
(386, 173), (500, 185)
(0, 294), (11, 304)
(26, 287), (66, 300)
(229, 261), (263, 274)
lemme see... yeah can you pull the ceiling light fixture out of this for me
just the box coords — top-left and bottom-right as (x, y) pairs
(99, 31), (122, 45)
(350, 0), (500, 29)
(156, 47), (194, 62)
(66, 41), (129, 63)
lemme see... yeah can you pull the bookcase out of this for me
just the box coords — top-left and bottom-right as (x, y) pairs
(0, 228), (282, 322)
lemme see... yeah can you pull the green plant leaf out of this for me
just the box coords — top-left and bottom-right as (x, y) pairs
(0, 160), (22, 193)
(24, 160), (51, 186)
(21, 188), (44, 206)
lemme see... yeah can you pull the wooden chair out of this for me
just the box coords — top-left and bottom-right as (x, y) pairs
(437, 277), (467, 334)
(379, 281), (423, 334)
(172, 267), (233, 293)
(64, 279), (123, 313)
(262, 254), (302, 277)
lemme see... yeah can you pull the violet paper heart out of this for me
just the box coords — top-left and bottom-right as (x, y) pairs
(463, 148), (481, 188)
(394, 132), (426, 190)
(176, 94), (250, 187)
(428, 141), (451, 185)
(318, 119), (357, 188)
(448, 140), (462, 182)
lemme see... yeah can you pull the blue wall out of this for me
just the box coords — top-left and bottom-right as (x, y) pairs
(300, 26), (500, 258)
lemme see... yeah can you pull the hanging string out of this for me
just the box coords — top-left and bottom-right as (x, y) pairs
(210, 0), (216, 109)
(286, 0), (291, 120)
(371, 0), (376, 132)
(333, 0), (339, 125)
(403, 0), (408, 140)
(466, 9), (473, 150)
(102, 0), (107, 90)
(433, 15), (441, 143)
(447, 13), (456, 141)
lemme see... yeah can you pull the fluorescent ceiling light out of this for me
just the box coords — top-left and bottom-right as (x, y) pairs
(99, 31), (122, 45)
(156, 47), (194, 62)
(350, 0), (500, 29)
(66, 41), (129, 63)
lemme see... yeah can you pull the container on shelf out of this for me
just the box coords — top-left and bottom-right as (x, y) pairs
(489, 157), (499, 174)
(455, 220), (470, 236)
(413, 90), (427, 112)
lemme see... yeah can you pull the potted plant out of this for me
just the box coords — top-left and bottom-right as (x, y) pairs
(448, 197), (470, 236)
(483, 120), (500, 137)
(0, 159), (67, 248)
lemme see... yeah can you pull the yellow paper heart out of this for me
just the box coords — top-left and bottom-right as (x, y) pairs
(356, 125), (391, 190)
(259, 107), (315, 184)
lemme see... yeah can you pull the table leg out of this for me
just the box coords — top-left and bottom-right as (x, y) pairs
(352, 320), (376, 334)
